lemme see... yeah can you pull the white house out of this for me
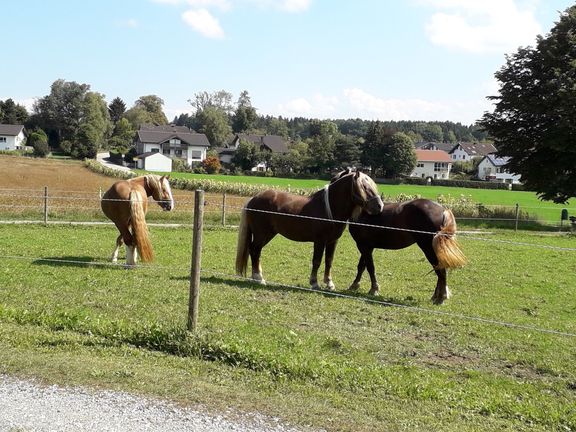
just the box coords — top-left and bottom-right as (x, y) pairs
(0, 124), (26, 151)
(450, 142), (497, 161)
(136, 152), (173, 172)
(135, 125), (210, 167)
(411, 150), (453, 180)
(477, 154), (521, 184)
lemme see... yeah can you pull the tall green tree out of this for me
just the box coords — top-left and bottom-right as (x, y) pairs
(74, 92), (112, 157)
(232, 90), (257, 133)
(306, 120), (339, 174)
(0, 99), (28, 124)
(189, 90), (234, 114)
(361, 121), (393, 176)
(108, 117), (135, 153)
(124, 95), (168, 129)
(197, 106), (232, 147)
(480, 5), (576, 203)
(32, 79), (90, 144)
(108, 97), (127, 124)
(382, 132), (417, 178)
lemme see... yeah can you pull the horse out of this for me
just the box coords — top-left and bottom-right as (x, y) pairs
(348, 199), (466, 304)
(101, 174), (174, 267)
(235, 168), (384, 290)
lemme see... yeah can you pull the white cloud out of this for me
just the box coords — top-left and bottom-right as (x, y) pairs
(186, 0), (232, 11)
(277, 0), (311, 13)
(182, 8), (225, 38)
(277, 93), (338, 117)
(421, 0), (542, 53)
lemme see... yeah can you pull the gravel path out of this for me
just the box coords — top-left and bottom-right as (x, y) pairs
(0, 375), (316, 432)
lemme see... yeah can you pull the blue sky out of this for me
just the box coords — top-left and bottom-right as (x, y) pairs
(2, 0), (574, 125)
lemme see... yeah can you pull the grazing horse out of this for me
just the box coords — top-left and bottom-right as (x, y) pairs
(101, 174), (174, 266)
(348, 199), (466, 304)
(236, 169), (384, 290)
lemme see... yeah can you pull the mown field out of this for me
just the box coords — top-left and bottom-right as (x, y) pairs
(0, 222), (575, 431)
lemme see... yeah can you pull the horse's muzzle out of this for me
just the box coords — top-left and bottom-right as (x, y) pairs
(160, 201), (173, 211)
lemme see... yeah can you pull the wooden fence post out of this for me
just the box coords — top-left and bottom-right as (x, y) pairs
(221, 192), (227, 226)
(514, 203), (519, 232)
(188, 189), (204, 331)
(43, 186), (48, 225)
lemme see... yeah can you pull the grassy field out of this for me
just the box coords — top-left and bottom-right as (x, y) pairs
(0, 222), (575, 431)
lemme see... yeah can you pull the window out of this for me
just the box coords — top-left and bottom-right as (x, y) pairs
(434, 162), (447, 172)
(417, 163), (424, 168)
(169, 138), (181, 145)
(0, 137), (6, 143)
(175, 149), (182, 157)
(191, 150), (202, 160)
(151, 148), (159, 153)
(163, 148), (170, 155)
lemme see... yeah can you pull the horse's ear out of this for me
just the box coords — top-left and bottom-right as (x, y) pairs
(354, 170), (361, 178)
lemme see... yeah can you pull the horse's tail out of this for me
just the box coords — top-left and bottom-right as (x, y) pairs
(130, 190), (154, 263)
(432, 209), (466, 270)
(235, 207), (251, 276)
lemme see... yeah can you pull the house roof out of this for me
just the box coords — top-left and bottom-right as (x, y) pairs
(456, 142), (497, 157)
(483, 154), (510, 167)
(415, 141), (456, 153)
(0, 124), (25, 136)
(235, 134), (289, 153)
(137, 127), (210, 147)
(415, 149), (453, 162)
(136, 151), (172, 160)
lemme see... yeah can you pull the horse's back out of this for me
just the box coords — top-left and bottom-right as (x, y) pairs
(350, 199), (445, 249)
(101, 179), (137, 223)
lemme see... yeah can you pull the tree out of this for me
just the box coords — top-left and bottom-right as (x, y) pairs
(306, 120), (339, 174)
(232, 139), (259, 170)
(334, 135), (361, 168)
(480, 6), (576, 203)
(80, 92), (112, 150)
(32, 79), (90, 144)
(124, 95), (168, 129)
(189, 90), (234, 114)
(197, 106), (232, 147)
(0, 99), (28, 124)
(108, 118), (135, 153)
(361, 121), (393, 176)
(232, 90), (257, 133)
(108, 97), (127, 124)
(201, 155), (222, 174)
(28, 128), (50, 157)
(382, 132), (417, 178)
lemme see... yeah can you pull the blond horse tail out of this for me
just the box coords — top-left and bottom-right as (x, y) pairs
(235, 208), (250, 276)
(433, 209), (466, 270)
(130, 190), (154, 263)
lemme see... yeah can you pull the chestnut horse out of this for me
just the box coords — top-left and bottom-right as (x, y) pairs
(236, 169), (384, 290)
(348, 199), (466, 304)
(101, 174), (174, 266)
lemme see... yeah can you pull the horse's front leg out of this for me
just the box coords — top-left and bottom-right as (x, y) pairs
(310, 241), (325, 290)
(323, 241), (337, 291)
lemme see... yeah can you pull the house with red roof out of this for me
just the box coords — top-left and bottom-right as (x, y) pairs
(411, 149), (453, 180)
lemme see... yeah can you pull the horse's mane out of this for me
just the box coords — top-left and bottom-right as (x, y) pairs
(144, 174), (162, 194)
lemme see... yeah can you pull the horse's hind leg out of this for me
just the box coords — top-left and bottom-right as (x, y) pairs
(323, 240), (338, 291)
(364, 249), (380, 296)
(111, 235), (123, 263)
(249, 231), (275, 284)
(310, 241), (325, 290)
(418, 239), (450, 304)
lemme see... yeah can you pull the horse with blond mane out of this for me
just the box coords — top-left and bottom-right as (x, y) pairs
(236, 169), (384, 290)
(101, 174), (174, 266)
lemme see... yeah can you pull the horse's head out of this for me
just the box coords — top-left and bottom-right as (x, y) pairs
(347, 170), (384, 216)
(146, 175), (174, 211)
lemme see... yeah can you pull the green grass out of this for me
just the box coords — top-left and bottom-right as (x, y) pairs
(0, 223), (575, 431)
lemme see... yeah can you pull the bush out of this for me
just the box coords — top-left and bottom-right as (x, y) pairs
(201, 156), (222, 174)
(32, 140), (50, 157)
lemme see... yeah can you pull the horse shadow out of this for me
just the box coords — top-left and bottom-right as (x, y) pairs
(199, 275), (422, 307)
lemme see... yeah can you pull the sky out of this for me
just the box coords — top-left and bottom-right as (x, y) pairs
(2, 0), (574, 125)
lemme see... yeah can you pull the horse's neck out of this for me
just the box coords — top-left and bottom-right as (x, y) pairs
(325, 178), (355, 220)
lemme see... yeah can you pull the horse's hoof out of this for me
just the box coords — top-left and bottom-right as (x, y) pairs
(431, 296), (446, 305)
(368, 288), (380, 296)
(311, 283), (322, 291)
(325, 281), (336, 291)
(348, 282), (360, 291)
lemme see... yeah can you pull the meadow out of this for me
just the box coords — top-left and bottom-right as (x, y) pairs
(0, 222), (575, 431)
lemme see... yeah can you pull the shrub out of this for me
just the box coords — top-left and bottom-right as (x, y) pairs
(201, 156), (222, 174)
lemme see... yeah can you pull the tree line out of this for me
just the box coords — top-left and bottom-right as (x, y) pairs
(0, 82), (486, 177)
